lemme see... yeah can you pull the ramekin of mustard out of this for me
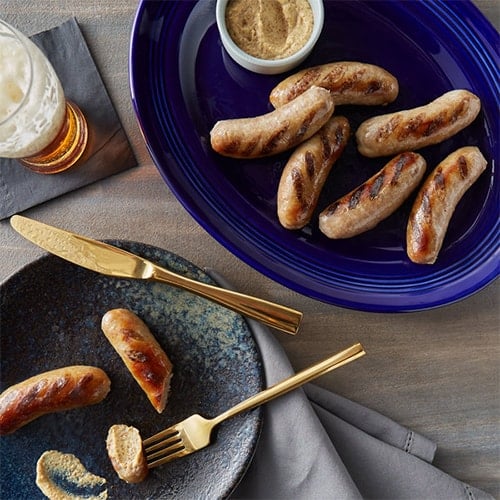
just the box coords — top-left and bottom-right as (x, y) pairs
(215, 0), (324, 75)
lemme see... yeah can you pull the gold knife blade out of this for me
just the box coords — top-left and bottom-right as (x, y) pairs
(10, 215), (302, 335)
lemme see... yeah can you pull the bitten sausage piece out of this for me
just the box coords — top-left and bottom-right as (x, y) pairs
(406, 146), (487, 264)
(210, 86), (334, 158)
(106, 424), (149, 483)
(0, 366), (110, 435)
(319, 152), (427, 239)
(101, 309), (173, 413)
(355, 89), (481, 157)
(269, 61), (399, 108)
(277, 116), (350, 230)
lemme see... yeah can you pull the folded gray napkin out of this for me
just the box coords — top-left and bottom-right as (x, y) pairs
(206, 270), (493, 499)
(0, 18), (136, 220)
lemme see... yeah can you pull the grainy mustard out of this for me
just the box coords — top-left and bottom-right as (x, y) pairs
(225, 0), (314, 60)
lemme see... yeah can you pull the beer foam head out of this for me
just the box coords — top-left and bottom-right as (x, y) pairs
(0, 20), (65, 158)
(0, 28), (32, 124)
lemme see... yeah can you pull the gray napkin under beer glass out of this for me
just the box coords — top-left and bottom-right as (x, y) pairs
(207, 271), (494, 500)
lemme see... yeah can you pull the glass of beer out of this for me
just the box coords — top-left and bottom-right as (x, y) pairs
(0, 19), (88, 174)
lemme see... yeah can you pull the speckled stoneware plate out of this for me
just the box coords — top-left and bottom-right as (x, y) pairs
(0, 241), (263, 499)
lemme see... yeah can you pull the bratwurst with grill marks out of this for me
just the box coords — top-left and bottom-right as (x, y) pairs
(319, 152), (427, 239)
(0, 366), (110, 435)
(277, 116), (350, 230)
(355, 89), (481, 158)
(210, 86), (335, 158)
(269, 61), (399, 108)
(406, 146), (487, 264)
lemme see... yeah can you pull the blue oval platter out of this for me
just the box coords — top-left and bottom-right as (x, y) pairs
(130, 0), (499, 312)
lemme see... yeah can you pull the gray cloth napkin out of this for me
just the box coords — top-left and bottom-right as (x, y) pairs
(0, 18), (136, 220)
(206, 270), (493, 500)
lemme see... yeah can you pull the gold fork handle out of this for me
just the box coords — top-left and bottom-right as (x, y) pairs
(211, 343), (365, 426)
(151, 266), (302, 335)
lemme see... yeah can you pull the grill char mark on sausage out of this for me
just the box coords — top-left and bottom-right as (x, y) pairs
(457, 155), (468, 179)
(291, 168), (305, 206)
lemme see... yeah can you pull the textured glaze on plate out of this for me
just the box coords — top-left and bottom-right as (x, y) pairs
(0, 241), (263, 499)
(130, 0), (499, 311)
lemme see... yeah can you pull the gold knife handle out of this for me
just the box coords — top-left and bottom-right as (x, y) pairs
(150, 265), (302, 335)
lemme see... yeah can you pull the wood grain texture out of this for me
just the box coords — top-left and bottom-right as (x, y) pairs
(1, 1), (498, 497)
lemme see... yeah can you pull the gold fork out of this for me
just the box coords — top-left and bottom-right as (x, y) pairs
(144, 343), (365, 468)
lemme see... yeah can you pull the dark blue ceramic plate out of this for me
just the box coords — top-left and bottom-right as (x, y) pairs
(129, 0), (499, 312)
(0, 241), (263, 499)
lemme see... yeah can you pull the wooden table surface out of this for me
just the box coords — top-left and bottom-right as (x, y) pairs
(1, 1), (499, 498)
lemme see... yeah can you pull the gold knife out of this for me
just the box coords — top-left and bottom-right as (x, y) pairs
(10, 215), (302, 335)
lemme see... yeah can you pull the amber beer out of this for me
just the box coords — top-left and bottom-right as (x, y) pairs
(0, 20), (88, 174)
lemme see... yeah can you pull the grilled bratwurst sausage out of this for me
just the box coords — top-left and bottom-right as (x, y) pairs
(406, 146), (487, 264)
(0, 366), (110, 435)
(277, 116), (350, 230)
(210, 86), (334, 158)
(101, 308), (173, 414)
(356, 89), (481, 157)
(269, 61), (399, 108)
(319, 152), (427, 239)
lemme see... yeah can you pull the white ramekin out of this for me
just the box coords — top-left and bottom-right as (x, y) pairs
(215, 0), (324, 75)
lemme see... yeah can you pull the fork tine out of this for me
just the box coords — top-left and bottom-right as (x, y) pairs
(146, 438), (184, 460)
(146, 446), (188, 469)
(143, 425), (178, 446)
(144, 430), (182, 453)
(143, 423), (191, 468)
(146, 441), (185, 462)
